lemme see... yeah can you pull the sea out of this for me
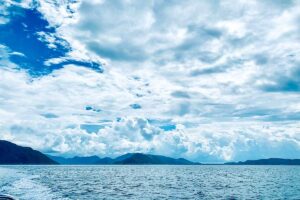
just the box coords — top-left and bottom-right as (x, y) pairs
(0, 165), (299, 200)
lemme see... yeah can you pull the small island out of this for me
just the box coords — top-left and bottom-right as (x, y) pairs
(225, 158), (300, 165)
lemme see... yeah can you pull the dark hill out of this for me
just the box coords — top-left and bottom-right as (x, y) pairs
(225, 158), (300, 165)
(48, 153), (199, 165)
(0, 140), (57, 164)
(95, 157), (114, 164)
(48, 155), (102, 165)
(114, 153), (198, 165)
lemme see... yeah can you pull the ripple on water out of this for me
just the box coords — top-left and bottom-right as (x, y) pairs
(0, 165), (299, 200)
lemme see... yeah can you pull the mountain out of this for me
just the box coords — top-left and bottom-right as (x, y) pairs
(0, 140), (57, 164)
(48, 153), (199, 165)
(114, 153), (198, 165)
(95, 157), (114, 164)
(3, 140), (299, 165)
(225, 158), (300, 165)
(48, 155), (102, 165)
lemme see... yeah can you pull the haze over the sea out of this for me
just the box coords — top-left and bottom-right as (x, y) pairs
(0, 0), (300, 162)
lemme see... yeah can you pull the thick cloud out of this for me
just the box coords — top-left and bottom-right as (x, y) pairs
(0, 0), (300, 161)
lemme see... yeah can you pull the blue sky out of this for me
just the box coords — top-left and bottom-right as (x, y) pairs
(0, 0), (300, 162)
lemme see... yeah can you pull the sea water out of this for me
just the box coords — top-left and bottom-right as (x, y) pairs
(0, 165), (299, 200)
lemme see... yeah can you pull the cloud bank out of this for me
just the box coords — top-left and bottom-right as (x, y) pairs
(0, 0), (300, 162)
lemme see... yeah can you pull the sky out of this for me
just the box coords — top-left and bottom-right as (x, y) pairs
(0, 0), (300, 162)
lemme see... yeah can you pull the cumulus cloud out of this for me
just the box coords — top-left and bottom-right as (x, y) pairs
(0, 0), (300, 161)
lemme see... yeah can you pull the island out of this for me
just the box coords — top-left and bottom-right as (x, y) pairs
(0, 140), (198, 165)
(225, 158), (300, 165)
(1, 140), (299, 165)
(48, 153), (199, 165)
(0, 140), (57, 164)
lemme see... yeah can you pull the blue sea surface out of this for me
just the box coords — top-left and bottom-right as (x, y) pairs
(0, 165), (299, 200)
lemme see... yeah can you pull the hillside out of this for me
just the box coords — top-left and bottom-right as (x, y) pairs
(0, 140), (57, 164)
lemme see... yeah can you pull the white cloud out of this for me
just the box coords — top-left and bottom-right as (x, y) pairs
(0, 0), (300, 161)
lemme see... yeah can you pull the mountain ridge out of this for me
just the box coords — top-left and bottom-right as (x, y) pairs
(48, 152), (200, 165)
(1, 140), (299, 165)
(225, 158), (300, 165)
(0, 140), (57, 164)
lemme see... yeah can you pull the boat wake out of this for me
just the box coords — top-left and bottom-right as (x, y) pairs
(0, 167), (67, 200)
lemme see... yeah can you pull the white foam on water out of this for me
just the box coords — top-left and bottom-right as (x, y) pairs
(0, 167), (68, 200)
(7, 176), (56, 200)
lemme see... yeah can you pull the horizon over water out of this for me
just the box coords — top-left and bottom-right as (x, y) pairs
(0, 165), (299, 200)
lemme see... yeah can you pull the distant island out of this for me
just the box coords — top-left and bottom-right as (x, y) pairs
(225, 158), (300, 165)
(48, 153), (199, 165)
(0, 140), (198, 165)
(1, 140), (299, 165)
